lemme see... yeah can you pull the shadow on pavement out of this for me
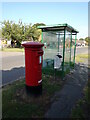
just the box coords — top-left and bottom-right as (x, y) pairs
(1, 59), (51, 87)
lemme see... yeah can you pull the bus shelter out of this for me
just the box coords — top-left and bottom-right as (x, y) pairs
(38, 23), (79, 78)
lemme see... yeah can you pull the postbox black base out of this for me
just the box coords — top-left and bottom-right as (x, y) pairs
(25, 84), (42, 96)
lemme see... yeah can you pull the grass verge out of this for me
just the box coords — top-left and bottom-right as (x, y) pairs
(0, 48), (24, 52)
(2, 73), (64, 118)
(75, 54), (89, 63)
(71, 84), (89, 118)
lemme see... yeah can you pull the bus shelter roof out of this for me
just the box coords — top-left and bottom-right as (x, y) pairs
(38, 23), (79, 33)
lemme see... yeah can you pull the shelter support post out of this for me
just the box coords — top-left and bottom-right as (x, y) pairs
(70, 32), (72, 66)
(73, 34), (77, 65)
(58, 34), (60, 54)
(62, 29), (66, 79)
(41, 31), (43, 43)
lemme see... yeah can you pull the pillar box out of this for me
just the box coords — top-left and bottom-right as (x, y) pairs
(22, 42), (44, 94)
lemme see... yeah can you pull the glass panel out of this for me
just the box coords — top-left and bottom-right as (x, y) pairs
(64, 30), (71, 71)
(71, 35), (75, 63)
(43, 31), (57, 60)
(42, 31), (64, 72)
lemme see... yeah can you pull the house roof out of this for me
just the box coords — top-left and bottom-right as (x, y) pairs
(37, 23), (79, 33)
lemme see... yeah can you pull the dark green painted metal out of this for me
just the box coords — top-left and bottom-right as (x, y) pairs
(70, 32), (72, 65)
(38, 23), (79, 33)
(58, 34), (60, 53)
(41, 31), (43, 43)
(62, 29), (66, 79)
(73, 34), (77, 64)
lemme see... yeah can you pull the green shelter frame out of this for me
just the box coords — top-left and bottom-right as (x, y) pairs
(38, 23), (79, 78)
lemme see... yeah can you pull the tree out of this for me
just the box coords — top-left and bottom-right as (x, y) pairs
(0, 29), (2, 38)
(2, 20), (13, 40)
(1, 20), (46, 47)
(85, 37), (90, 44)
(24, 23), (46, 41)
(31, 25), (41, 41)
(79, 38), (84, 41)
(14, 20), (25, 47)
(32, 23), (46, 28)
(1, 20), (25, 47)
(32, 23), (46, 41)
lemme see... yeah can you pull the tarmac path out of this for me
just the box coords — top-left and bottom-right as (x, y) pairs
(45, 63), (88, 118)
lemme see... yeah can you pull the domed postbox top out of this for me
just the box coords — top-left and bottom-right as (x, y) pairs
(22, 42), (44, 48)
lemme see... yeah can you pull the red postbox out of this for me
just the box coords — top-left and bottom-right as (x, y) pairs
(22, 42), (44, 93)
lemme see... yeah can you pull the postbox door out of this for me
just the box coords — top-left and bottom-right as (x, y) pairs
(34, 50), (43, 85)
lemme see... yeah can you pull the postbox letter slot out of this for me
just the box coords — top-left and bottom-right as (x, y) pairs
(37, 51), (43, 56)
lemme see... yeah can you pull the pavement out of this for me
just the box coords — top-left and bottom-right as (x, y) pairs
(1, 51), (24, 58)
(45, 63), (88, 118)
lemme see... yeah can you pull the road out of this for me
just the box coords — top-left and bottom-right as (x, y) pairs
(0, 47), (88, 86)
(1, 52), (25, 86)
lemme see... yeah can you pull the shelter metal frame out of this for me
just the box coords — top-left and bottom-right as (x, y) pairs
(38, 23), (79, 78)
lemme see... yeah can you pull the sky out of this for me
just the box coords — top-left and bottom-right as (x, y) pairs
(1, 2), (88, 39)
